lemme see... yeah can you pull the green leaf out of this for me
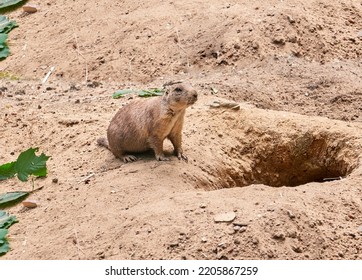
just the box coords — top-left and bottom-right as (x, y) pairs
(0, 33), (9, 59)
(0, 211), (18, 255)
(112, 88), (164, 99)
(112, 89), (135, 99)
(138, 88), (164, 97)
(0, 16), (18, 60)
(0, 228), (10, 255)
(0, 211), (17, 229)
(14, 148), (50, 182)
(0, 148), (50, 182)
(0, 192), (29, 209)
(0, 15), (18, 33)
(0, 44), (9, 59)
(0, 228), (7, 239)
(0, 161), (16, 180)
(0, 49), (9, 60)
(0, 0), (24, 9)
(0, 211), (17, 256)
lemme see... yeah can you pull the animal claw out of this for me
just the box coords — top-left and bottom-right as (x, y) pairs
(122, 155), (137, 163)
(178, 153), (188, 162)
(156, 155), (170, 161)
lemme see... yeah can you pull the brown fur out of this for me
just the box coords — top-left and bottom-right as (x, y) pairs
(97, 82), (197, 162)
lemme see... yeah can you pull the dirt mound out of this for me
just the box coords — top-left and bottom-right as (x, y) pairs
(1, 0), (362, 260)
(194, 1), (362, 68)
(2, 1), (362, 82)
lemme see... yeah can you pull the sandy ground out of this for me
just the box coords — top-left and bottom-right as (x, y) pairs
(1, 0), (362, 259)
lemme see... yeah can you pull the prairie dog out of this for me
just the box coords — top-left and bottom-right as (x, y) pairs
(97, 82), (197, 162)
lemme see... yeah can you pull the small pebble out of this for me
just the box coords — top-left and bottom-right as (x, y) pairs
(233, 225), (241, 231)
(287, 210), (295, 219)
(169, 242), (179, 248)
(287, 15), (295, 24)
(23, 4), (38, 13)
(233, 221), (249, 227)
(272, 37), (285, 45)
(272, 232), (286, 240)
(291, 245), (302, 253)
(239, 227), (247, 233)
(22, 200), (37, 208)
(214, 212), (236, 223)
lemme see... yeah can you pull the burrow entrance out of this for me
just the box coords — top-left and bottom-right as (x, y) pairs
(196, 130), (358, 189)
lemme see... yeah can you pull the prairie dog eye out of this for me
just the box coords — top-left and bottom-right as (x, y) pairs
(175, 87), (183, 92)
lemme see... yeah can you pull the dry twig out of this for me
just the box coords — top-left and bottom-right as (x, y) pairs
(41, 66), (55, 84)
(175, 28), (190, 68)
(78, 173), (95, 183)
(73, 33), (89, 83)
(72, 223), (85, 259)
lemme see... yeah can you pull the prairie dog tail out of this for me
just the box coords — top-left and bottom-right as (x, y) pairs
(97, 137), (110, 149)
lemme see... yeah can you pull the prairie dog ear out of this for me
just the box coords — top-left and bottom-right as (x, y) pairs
(163, 87), (170, 96)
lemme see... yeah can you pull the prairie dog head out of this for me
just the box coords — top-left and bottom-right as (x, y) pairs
(163, 82), (198, 110)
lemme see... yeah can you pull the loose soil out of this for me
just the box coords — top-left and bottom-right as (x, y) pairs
(1, 0), (362, 260)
